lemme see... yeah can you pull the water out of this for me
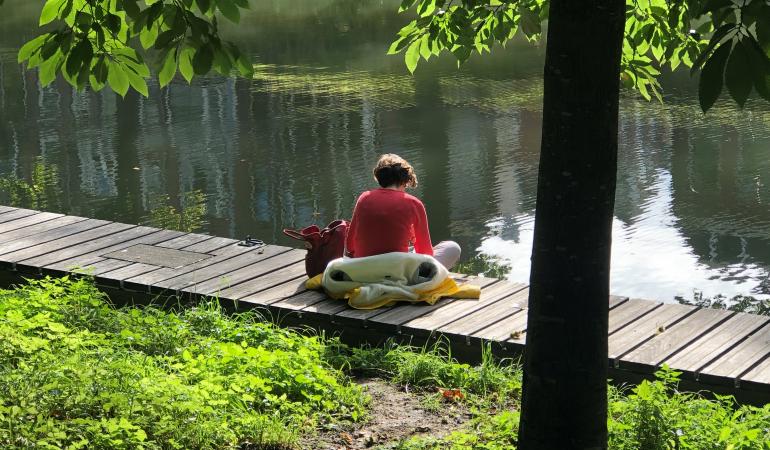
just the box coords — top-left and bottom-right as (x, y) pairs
(2, 0), (770, 302)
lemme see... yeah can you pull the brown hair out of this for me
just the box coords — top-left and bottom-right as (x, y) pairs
(373, 154), (418, 189)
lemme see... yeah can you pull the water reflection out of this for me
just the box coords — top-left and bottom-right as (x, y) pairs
(2, 0), (770, 302)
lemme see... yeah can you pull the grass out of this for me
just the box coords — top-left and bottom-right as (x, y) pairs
(0, 276), (366, 449)
(1, 276), (769, 449)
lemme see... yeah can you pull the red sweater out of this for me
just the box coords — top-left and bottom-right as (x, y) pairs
(346, 188), (433, 258)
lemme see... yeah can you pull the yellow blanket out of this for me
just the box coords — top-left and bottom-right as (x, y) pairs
(305, 252), (480, 309)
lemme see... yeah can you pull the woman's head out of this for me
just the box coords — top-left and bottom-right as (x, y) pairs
(373, 154), (418, 189)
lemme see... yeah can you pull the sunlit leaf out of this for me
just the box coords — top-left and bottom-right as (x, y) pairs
(107, 60), (129, 97)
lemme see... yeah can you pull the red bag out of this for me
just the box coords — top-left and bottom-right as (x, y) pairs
(283, 220), (349, 278)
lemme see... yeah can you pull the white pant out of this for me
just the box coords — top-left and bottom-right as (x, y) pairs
(433, 241), (461, 269)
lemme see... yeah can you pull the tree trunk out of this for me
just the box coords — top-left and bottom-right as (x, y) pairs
(518, 1), (625, 449)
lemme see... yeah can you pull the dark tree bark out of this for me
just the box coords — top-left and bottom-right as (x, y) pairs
(518, 1), (625, 449)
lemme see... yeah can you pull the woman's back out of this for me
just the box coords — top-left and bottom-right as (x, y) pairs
(346, 188), (433, 257)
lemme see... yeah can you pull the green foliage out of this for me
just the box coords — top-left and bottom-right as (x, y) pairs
(390, 0), (770, 111)
(327, 340), (522, 408)
(454, 254), (512, 279)
(145, 189), (207, 233)
(676, 291), (770, 316)
(608, 366), (770, 449)
(0, 157), (62, 211)
(391, 367), (770, 450)
(387, 410), (520, 450)
(0, 277), (366, 449)
(18, 0), (254, 96)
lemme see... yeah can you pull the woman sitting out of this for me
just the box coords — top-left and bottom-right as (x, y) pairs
(345, 153), (461, 269)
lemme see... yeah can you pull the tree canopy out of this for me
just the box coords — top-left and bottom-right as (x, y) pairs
(16, 0), (253, 97)
(16, 0), (770, 114)
(389, 0), (770, 112)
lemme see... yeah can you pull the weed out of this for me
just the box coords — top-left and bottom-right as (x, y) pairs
(0, 277), (366, 449)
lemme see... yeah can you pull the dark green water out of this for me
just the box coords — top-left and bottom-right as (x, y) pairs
(2, 0), (770, 301)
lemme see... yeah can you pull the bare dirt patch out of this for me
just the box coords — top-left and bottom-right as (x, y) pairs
(302, 378), (471, 449)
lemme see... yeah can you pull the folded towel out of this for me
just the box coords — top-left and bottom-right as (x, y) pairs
(306, 252), (480, 309)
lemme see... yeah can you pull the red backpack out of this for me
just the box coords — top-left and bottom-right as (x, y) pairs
(283, 220), (349, 278)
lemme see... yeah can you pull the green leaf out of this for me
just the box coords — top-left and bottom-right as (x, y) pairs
(107, 61), (129, 97)
(40, 0), (65, 26)
(125, 66), (149, 97)
(159, 50), (177, 88)
(757, 14), (770, 56)
(691, 23), (734, 74)
(699, 0), (733, 15)
(38, 52), (62, 86)
(154, 30), (180, 50)
(140, 24), (159, 50)
(197, 0), (211, 14)
(235, 53), (252, 77)
(746, 38), (770, 102)
(122, 0), (140, 19)
(725, 39), (753, 107)
(192, 45), (213, 75)
(405, 39), (420, 73)
(217, 0), (240, 23)
(18, 35), (48, 64)
(178, 46), (195, 83)
(698, 42), (732, 113)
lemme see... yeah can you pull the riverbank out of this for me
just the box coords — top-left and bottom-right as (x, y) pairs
(0, 277), (768, 449)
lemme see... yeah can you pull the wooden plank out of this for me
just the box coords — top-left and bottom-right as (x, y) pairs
(0, 218), (108, 257)
(397, 279), (517, 333)
(620, 308), (734, 368)
(155, 233), (213, 249)
(740, 354), (770, 385)
(700, 322), (770, 379)
(183, 236), (240, 254)
(94, 233), (211, 286)
(146, 245), (293, 293)
(270, 289), (329, 311)
(0, 215), (89, 246)
(237, 276), (309, 306)
(0, 208), (38, 224)
(608, 304), (696, 359)
(121, 244), (264, 291)
(39, 229), (186, 274)
(609, 295), (628, 309)
(183, 250), (306, 295)
(0, 221), (128, 267)
(71, 258), (135, 277)
(0, 212), (63, 235)
(0, 206), (17, 214)
(662, 312), (769, 373)
(472, 309), (526, 343)
(96, 262), (161, 285)
(213, 260), (307, 299)
(368, 278), (508, 329)
(17, 226), (165, 270)
(440, 288), (530, 336)
(302, 296), (349, 316)
(608, 298), (662, 334)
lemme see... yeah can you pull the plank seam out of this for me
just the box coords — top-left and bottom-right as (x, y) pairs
(652, 311), (737, 367)
(607, 302), (664, 336)
(0, 218), (105, 257)
(176, 249), (301, 294)
(612, 306), (703, 364)
(694, 319), (770, 376)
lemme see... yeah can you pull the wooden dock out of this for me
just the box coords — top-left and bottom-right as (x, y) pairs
(1, 205), (769, 402)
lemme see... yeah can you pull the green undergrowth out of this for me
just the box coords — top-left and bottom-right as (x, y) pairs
(391, 367), (770, 450)
(326, 340), (522, 409)
(0, 277), (366, 450)
(2, 277), (769, 450)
